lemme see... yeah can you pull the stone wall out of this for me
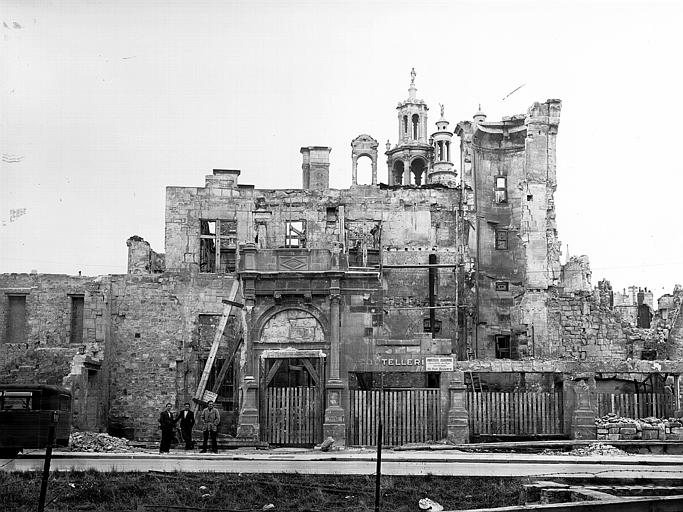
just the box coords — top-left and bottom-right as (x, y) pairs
(108, 273), (241, 440)
(0, 274), (108, 383)
(596, 414), (683, 441)
(548, 291), (631, 361)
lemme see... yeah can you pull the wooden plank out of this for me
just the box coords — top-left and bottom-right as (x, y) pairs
(390, 391), (396, 445)
(193, 280), (240, 413)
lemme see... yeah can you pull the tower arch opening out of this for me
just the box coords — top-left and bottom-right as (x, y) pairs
(355, 155), (373, 185)
(410, 158), (426, 186)
(392, 160), (405, 185)
(412, 114), (419, 140)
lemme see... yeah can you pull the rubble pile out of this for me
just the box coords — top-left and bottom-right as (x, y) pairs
(595, 413), (683, 441)
(69, 431), (141, 452)
(567, 443), (629, 456)
(540, 443), (629, 456)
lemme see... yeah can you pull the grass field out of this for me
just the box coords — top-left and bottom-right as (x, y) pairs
(0, 471), (525, 511)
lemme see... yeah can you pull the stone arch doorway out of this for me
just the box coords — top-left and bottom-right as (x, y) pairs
(255, 308), (328, 446)
(260, 349), (326, 446)
(351, 134), (378, 185)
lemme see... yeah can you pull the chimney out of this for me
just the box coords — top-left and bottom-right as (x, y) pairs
(301, 147), (331, 191)
(206, 169), (240, 189)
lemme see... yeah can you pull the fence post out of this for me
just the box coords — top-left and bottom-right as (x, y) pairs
(570, 375), (597, 440)
(447, 371), (470, 443)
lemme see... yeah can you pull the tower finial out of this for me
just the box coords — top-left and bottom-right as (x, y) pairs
(439, 103), (445, 118)
(410, 67), (416, 85)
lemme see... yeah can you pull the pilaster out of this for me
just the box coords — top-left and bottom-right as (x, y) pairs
(236, 375), (259, 439)
(323, 285), (346, 446)
(447, 371), (470, 443)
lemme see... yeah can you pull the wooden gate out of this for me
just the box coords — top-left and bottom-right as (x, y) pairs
(348, 388), (441, 446)
(467, 391), (565, 436)
(264, 386), (320, 445)
(261, 357), (324, 446)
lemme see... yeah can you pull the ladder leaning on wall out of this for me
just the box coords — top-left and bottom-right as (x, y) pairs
(192, 279), (244, 415)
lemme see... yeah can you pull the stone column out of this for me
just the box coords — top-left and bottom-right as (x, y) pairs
(570, 376), (597, 440)
(447, 371), (470, 443)
(371, 159), (377, 185)
(403, 159), (411, 185)
(351, 155), (358, 185)
(323, 283), (345, 446)
(236, 375), (259, 439)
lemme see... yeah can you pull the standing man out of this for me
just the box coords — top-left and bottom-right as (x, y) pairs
(200, 400), (220, 453)
(158, 402), (175, 454)
(176, 402), (195, 450)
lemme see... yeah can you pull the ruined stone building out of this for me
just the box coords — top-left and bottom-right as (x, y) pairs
(2, 72), (682, 446)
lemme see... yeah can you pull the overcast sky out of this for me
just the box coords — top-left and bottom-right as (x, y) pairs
(1, 0), (682, 303)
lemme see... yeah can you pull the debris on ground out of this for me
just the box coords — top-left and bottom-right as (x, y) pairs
(69, 431), (142, 452)
(540, 442), (629, 457)
(320, 437), (335, 452)
(418, 497), (444, 511)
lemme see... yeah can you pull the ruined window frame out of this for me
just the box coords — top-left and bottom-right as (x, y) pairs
(495, 335), (511, 359)
(495, 281), (509, 292)
(495, 229), (509, 250)
(284, 220), (306, 248)
(69, 294), (85, 344)
(5, 293), (27, 344)
(200, 219), (238, 273)
(494, 176), (508, 204)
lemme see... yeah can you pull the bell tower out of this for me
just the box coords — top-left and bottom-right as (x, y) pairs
(385, 69), (433, 186)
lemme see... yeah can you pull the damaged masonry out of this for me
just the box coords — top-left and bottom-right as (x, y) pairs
(2, 72), (683, 447)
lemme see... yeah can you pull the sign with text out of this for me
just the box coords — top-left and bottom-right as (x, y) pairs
(202, 390), (218, 403)
(425, 356), (454, 372)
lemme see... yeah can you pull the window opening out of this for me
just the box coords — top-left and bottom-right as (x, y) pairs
(423, 318), (442, 333)
(495, 229), (509, 250)
(285, 220), (306, 248)
(200, 219), (237, 273)
(403, 115), (408, 135)
(70, 295), (84, 344)
(412, 114), (419, 139)
(495, 281), (509, 292)
(6, 294), (27, 344)
(0, 391), (33, 410)
(495, 335), (511, 359)
(494, 176), (508, 204)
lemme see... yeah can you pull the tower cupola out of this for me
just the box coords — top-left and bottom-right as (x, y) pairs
(429, 104), (457, 186)
(473, 104), (487, 125)
(385, 69), (434, 186)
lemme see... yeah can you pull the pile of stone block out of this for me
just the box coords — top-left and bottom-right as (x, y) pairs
(595, 413), (683, 441)
(69, 431), (140, 452)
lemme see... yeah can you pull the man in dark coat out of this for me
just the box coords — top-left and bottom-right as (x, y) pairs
(158, 402), (175, 453)
(176, 402), (195, 450)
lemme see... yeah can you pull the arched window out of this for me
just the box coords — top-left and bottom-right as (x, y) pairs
(403, 115), (408, 135)
(412, 114), (419, 139)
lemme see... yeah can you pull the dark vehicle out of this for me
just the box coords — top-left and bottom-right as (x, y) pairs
(0, 384), (72, 457)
